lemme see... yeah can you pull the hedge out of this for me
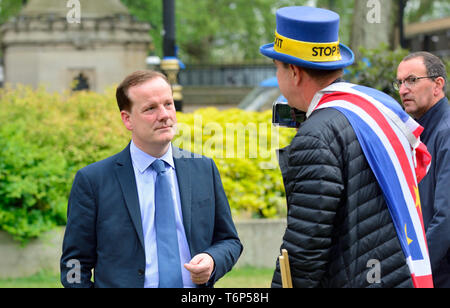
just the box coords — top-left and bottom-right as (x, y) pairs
(0, 85), (295, 243)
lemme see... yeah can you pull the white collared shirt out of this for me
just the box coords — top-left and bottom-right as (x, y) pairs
(130, 141), (195, 288)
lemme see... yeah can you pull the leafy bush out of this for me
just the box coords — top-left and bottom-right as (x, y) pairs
(0, 85), (295, 242)
(175, 108), (295, 218)
(345, 44), (409, 103)
(0, 85), (133, 242)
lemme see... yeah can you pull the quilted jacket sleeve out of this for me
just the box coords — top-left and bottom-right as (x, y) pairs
(272, 110), (345, 288)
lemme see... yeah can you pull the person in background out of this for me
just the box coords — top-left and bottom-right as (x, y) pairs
(396, 52), (450, 287)
(61, 70), (242, 288)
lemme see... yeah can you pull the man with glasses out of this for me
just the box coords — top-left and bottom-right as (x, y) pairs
(396, 52), (450, 287)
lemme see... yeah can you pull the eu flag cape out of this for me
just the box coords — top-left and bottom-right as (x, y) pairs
(308, 82), (433, 288)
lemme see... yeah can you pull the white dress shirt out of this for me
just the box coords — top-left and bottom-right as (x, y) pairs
(130, 141), (195, 288)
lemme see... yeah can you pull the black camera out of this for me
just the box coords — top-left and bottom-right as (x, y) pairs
(272, 96), (306, 128)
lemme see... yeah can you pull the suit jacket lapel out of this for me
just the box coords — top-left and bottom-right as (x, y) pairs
(172, 146), (192, 248)
(113, 144), (145, 250)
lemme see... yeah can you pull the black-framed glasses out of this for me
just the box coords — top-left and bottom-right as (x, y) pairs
(393, 76), (439, 91)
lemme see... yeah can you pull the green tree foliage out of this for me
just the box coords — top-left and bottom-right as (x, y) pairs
(315, 0), (355, 46)
(345, 44), (409, 102)
(406, 0), (450, 23)
(121, 0), (307, 63)
(119, 0), (163, 57)
(119, 0), (448, 62)
(0, 0), (23, 25)
(1, 0), (448, 63)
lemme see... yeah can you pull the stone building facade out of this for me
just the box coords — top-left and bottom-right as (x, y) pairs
(0, 0), (152, 93)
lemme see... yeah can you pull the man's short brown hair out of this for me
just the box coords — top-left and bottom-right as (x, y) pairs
(116, 70), (170, 112)
(282, 62), (343, 85)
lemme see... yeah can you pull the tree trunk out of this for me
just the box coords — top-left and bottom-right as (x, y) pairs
(350, 0), (401, 58)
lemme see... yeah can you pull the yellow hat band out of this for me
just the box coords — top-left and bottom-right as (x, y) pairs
(274, 31), (342, 62)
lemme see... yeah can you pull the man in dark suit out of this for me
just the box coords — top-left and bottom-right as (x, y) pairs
(60, 70), (242, 288)
(396, 52), (450, 287)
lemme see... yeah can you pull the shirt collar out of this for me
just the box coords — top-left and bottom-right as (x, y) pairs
(417, 97), (448, 126)
(130, 140), (175, 174)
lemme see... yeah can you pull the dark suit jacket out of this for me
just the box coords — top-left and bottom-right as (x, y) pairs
(60, 144), (242, 288)
(417, 97), (450, 287)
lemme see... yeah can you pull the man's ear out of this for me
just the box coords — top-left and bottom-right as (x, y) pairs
(289, 64), (302, 86)
(120, 110), (133, 131)
(433, 76), (446, 97)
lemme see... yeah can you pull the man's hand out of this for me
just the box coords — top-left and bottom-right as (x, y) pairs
(184, 253), (215, 285)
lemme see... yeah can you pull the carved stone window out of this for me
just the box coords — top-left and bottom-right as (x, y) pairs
(72, 73), (90, 91)
(68, 69), (96, 92)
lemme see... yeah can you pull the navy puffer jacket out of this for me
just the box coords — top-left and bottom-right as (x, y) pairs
(272, 108), (414, 288)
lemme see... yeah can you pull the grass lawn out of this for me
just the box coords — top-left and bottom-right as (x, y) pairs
(215, 267), (273, 288)
(0, 267), (273, 288)
(0, 271), (62, 288)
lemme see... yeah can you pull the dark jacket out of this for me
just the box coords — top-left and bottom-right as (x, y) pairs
(417, 97), (450, 288)
(61, 144), (242, 288)
(272, 108), (413, 288)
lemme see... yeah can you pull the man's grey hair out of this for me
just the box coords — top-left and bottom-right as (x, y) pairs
(403, 51), (447, 93)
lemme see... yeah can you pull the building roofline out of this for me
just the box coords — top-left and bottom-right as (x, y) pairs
(405, 17), (450, 38)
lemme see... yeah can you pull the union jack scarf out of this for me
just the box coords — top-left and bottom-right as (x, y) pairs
(308, 82), (433, 288)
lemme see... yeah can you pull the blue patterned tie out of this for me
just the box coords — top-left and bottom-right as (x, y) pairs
(152, 159), (183, 288)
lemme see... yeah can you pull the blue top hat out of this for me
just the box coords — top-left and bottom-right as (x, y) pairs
(260, 6), (354, 70)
